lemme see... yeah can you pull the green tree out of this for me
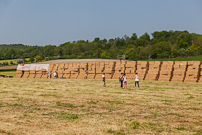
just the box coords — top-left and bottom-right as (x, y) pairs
(115, 38), (125, 48)
(125, 48), (138, 60)
(130, 33), (138, 40)
(94, 48), (102, 58)
(190, 43), (201, 55)
(137, 33), (150, 46)
(94, 37), (100, 42)
(139, 45), (152, 60)
(4, 48), (16, 59)
(29, 57), (35, 63)
(176, 33), (192, 49)
(151, 42), (171, 59)
(35, 55), (43, 62)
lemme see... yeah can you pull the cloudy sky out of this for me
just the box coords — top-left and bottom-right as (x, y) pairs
(0, 0), (202, 46)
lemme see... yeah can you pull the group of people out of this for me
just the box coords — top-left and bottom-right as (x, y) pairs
(50, 70), (140, 88)
(49, 71), (58, 79)
(102, 72), (140, 88)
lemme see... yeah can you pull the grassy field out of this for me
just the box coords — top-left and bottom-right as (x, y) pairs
(0, 70), (16, 77)
(0, 78), (202, 135)
(0, 58), (30, 65)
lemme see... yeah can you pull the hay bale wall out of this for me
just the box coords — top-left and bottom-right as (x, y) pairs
(15, 61), (202, 83)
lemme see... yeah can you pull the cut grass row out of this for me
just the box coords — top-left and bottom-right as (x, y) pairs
(0, 78), (202, 134)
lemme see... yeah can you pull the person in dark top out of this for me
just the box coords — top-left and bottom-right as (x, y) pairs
(119, 73), (124, 88)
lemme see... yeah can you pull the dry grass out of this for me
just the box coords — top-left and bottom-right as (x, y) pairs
(0, 78), (202, 135)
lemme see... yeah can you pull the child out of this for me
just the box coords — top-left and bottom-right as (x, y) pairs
(135, 73), (139, 88)
(102, 73), (106, 87)
(123, 73), (127, 88)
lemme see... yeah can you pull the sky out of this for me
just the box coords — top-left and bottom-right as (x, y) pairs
(0, 0), (202, 46)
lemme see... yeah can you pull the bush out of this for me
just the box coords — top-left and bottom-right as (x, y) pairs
(3, 61), (8, 66)
(17, 59), (23, 64)
(10, 61), (14, 65)
(35, 55), (43, 62)
(45, 57), (49, 61)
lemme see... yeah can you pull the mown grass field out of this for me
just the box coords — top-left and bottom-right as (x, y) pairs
(0, 78), (202, 135)
(0, 70), (16, 77)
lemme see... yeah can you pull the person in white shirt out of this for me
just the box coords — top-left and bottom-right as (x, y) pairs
(53, 71), (57, 79)
(85, 70), (88, 79)
(102, 73), (106, 87)
(135, 73), (139, 88)
(123, 73), (127, 89)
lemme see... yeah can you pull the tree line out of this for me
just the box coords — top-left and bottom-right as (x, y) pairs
(0, 30), (202, 64)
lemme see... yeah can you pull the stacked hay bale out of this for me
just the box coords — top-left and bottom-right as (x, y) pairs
(29, 70), (36, 78)
(87, 62), (96, 79)
(184, 61), (201, 82)
(28, 64), (40, 78)
(77, 63), (88, 79)
(21, 71), (30, 78)
(112, 61), (126, 79)
(145, 61), (162, 81)
(198, 64), (202, 82)
(15, 70), (23, 78)
(95, 62), (105, 79)
(103, 61), (115, 79)
(171, 61), (187, 82)
(63, 63), (71, 79)
(125, 61), (136, 80)
(158, 61), (174, 81)
(41, 69), (49, 79)
(52, 64), (58, 73)
(15, 64), (24, 78)
(48, 64), (54, 79)
(57, 64), (65, 78)
(21, 65), (30, 78)
(69, 63), (79, 79)
(48, 64), (58, 79)
(35, 70), (42, 78)
(136, 61), (148, 80)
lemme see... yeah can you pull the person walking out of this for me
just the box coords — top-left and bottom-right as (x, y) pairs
(48, 71), (52, 79)
(119, 73), (124, 88)
(85, 70), (88, 79)
(135, 73), (139, 88)
(53, 71), (57, 79)
(56, 71), (58, 79)
(102, 73), (106, 87)
(123, 73), (127, 89)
